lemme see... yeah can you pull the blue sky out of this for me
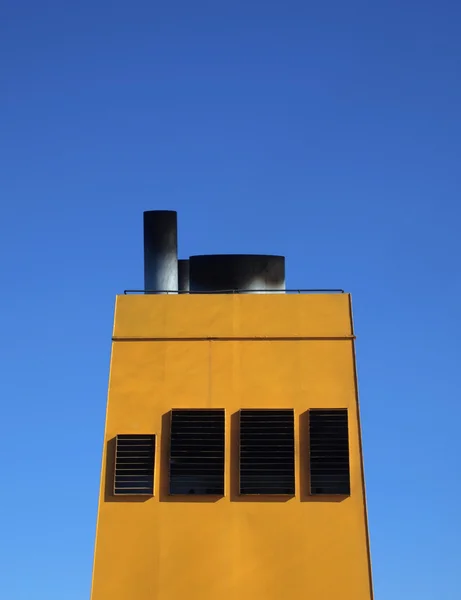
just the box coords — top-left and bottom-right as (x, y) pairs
(1, 1), (460, 598)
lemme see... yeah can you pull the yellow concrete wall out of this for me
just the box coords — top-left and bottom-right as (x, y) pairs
(91, 294), (373, 600)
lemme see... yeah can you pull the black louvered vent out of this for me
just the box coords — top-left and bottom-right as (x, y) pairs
(169, 409), (225, 495)
(239, 409), (295, 495)
(114, 434), (155, 495)
(309, 409), (350, 495)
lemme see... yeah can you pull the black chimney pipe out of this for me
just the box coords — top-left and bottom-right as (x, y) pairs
(178, 259), (190, 292)
(143, 210), (178, 292)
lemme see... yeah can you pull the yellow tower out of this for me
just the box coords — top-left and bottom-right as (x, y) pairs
(90, 211), (374, 600)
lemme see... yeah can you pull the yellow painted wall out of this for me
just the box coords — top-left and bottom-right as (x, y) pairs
(91, 294), (373, 600)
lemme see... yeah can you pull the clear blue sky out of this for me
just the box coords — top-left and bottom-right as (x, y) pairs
(1, 1), (460, 598)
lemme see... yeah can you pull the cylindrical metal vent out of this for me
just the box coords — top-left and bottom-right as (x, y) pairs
(189, 254), (285, 293)
(143, 210), (178, 292)
(178, 259), (190, 293)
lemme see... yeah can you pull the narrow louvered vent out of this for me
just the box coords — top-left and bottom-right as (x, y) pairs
(239, 409), (295, 495)
(169, 409), (225, 495)
(309, 410), (350, 495)
(114, 434), (155, 495)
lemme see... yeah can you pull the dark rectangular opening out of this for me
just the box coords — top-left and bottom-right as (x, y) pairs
(114, 434), (155, 495)
(239, 409), (295, 495)
(309, 409), (350, 496)
(169, 409), (225, 495)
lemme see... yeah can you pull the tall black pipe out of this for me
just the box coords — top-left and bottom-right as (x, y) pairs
(143, 210), (178, 292)
(189, 254), (285, 293)
(178, 259), (190, 292)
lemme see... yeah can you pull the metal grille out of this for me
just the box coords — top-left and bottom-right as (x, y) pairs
(309, 410), (350, 495)
(239, 409), (295, 495)
(114, 434), (155, 495)
(169, 409), (225, 495)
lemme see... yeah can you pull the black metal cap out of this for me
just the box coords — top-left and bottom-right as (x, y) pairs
(189, 254), (285, 293)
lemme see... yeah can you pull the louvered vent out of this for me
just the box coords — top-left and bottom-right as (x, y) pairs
(309, 410), (350, 495)
(169, 409), (225, 495)
(114, 434), (155, 495)
(239, 409), (295, 495)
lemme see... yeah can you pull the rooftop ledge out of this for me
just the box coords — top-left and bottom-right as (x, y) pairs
(113, 292), (354, 341)
(124, 288), (345, 294)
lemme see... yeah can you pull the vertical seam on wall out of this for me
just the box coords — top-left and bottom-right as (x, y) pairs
(349, 293), (375, 600)
(208, 340), (213, 408)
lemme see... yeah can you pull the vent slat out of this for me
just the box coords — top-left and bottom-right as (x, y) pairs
(116, 450), (153, 454)
(309, 410), (350, 496)
(239, 409), (295, 495)
(169, 409), (225, 495)
(114, 434), (155, 496)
